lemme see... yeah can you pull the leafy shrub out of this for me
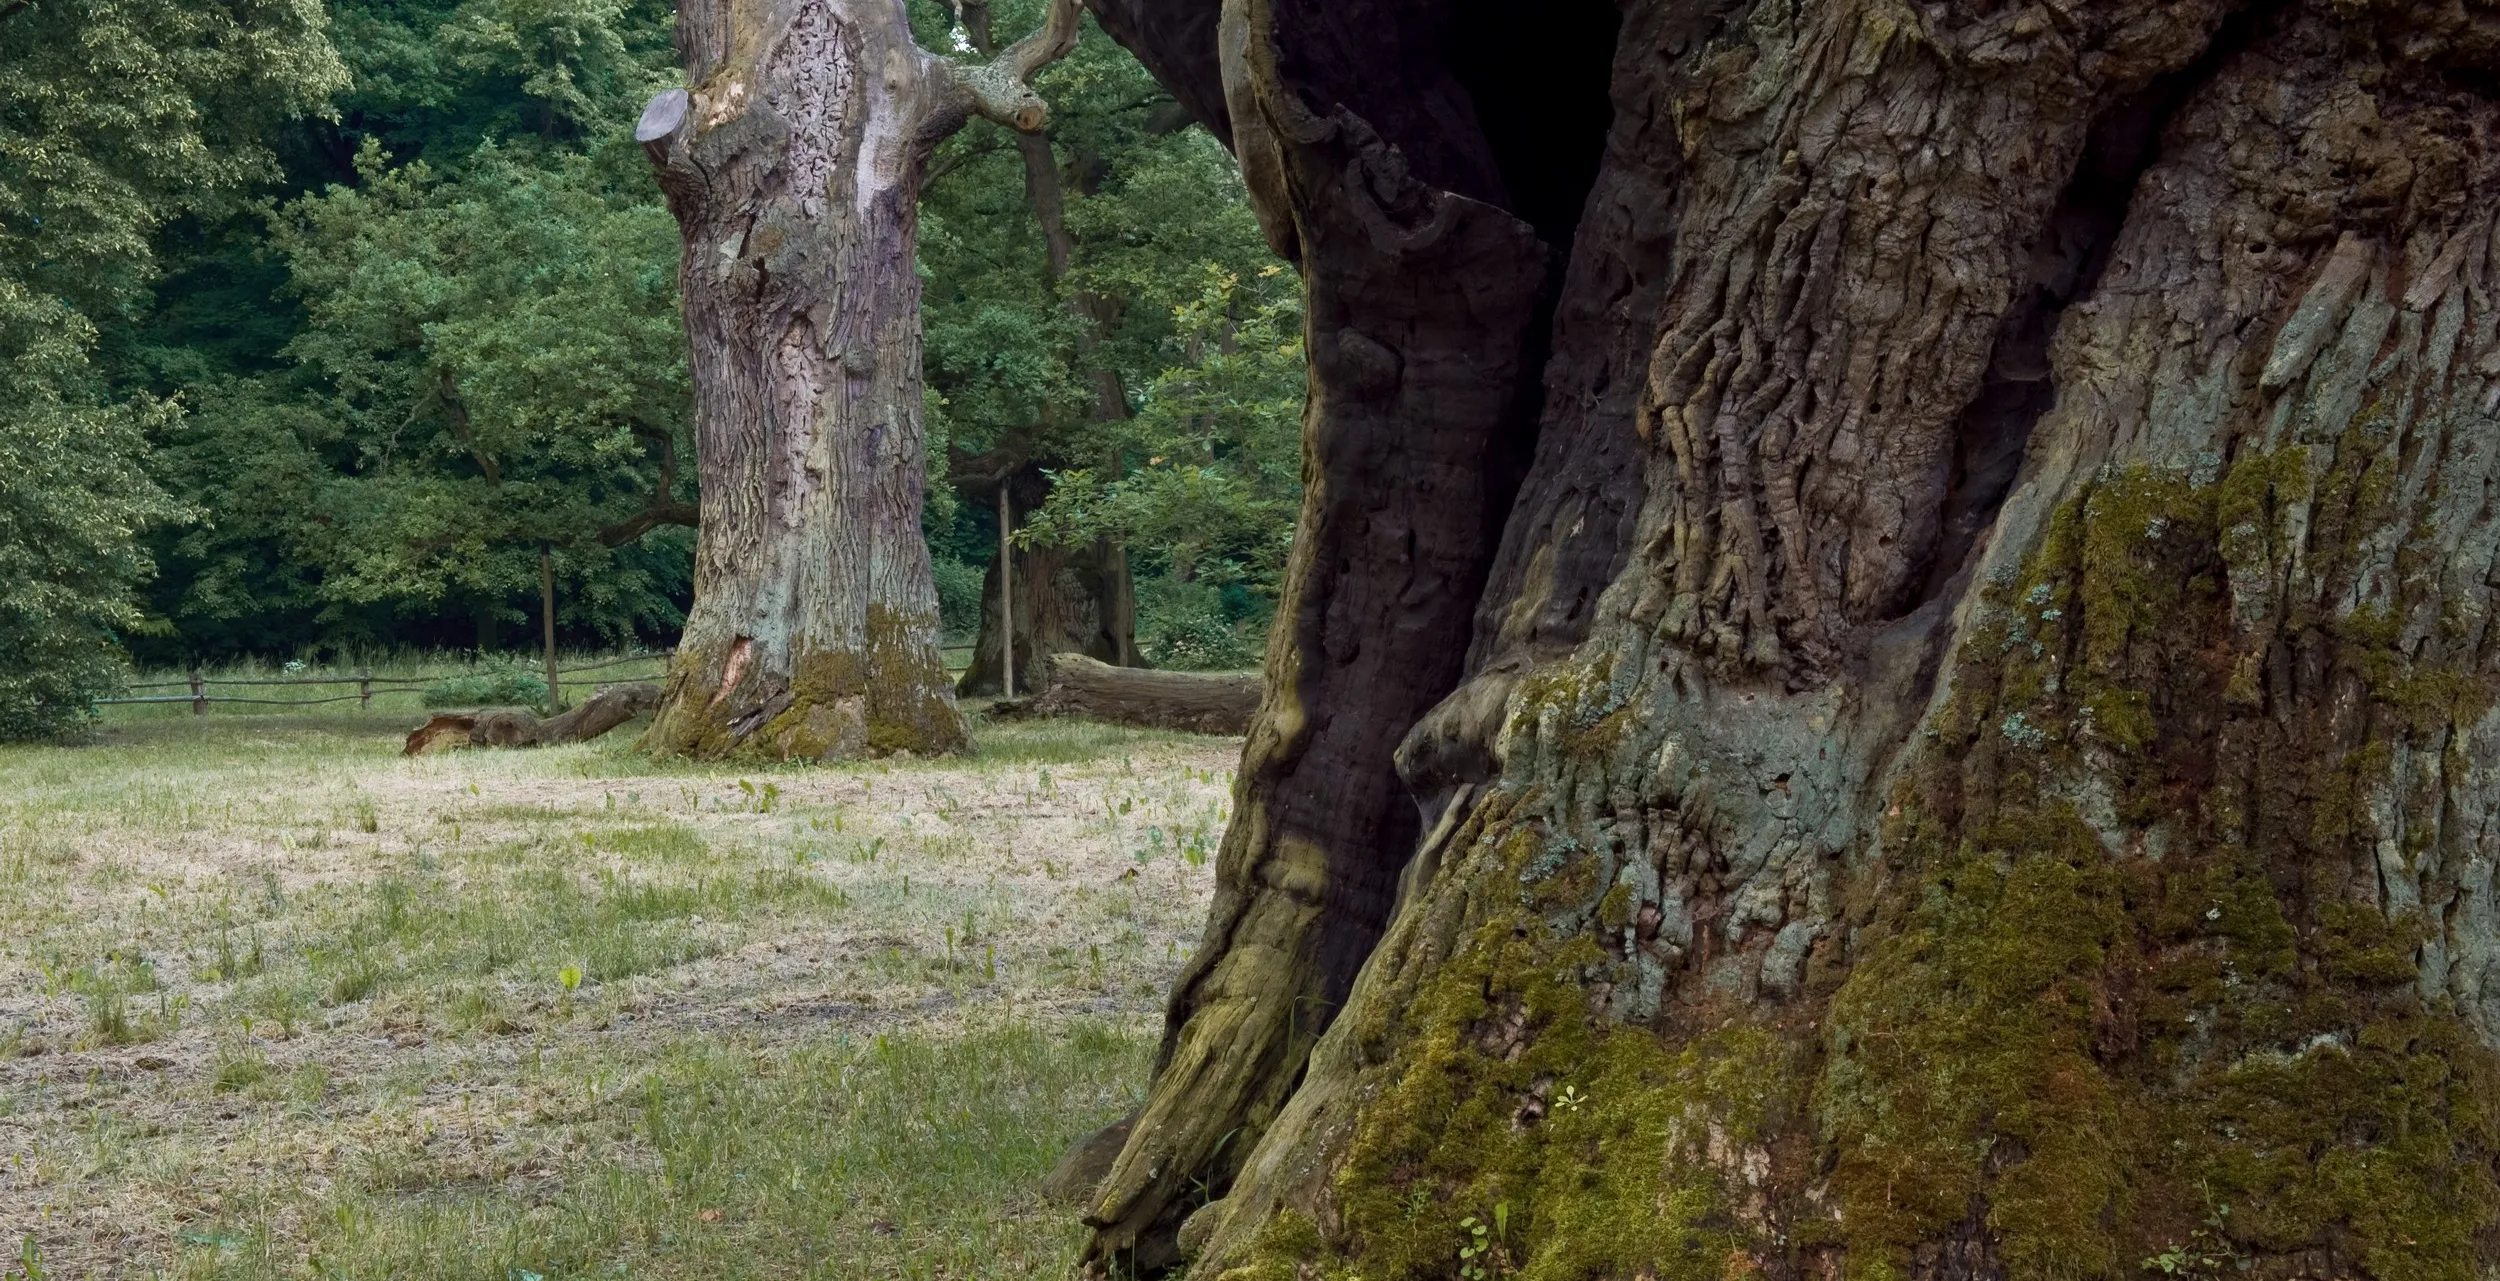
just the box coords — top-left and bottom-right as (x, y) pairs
(0, 300), (183, 743)
(933, 555), (988, 640)
(422, 658), (549, 709)
(1137, 576), (1267, 671)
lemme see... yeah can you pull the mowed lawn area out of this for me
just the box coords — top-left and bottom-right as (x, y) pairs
(0, 705), (1234, 1279)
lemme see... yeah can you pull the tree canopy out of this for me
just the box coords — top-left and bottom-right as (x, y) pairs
(913, 0), (1296, 667)
(2, 0), (345, 737)
(0, 0), (1300, 741)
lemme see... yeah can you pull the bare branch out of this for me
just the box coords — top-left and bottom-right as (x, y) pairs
(601, 425), (697, 546)
(997, 0), (1082, 82)
(598, 500), (701, 547)
(949, 0), (1083, 132)
(924, 133), (1010, 188)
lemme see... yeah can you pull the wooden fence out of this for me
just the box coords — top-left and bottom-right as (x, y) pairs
(96, 646), (979, 714)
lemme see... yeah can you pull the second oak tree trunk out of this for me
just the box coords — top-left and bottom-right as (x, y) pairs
(636, 0), (1078, 759)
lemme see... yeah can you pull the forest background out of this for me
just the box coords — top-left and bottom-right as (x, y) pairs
(1, 0), (1301, 740)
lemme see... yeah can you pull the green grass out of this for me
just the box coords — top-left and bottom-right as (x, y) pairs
(174, 1019), (1148, 1280)
(0, 702), (1235, 1278)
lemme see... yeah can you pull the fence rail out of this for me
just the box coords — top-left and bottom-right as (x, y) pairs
(97, 644), (980, 713)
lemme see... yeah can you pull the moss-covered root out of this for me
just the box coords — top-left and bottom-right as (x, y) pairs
(1207, 454), (2500, 1281)
(641, 617), (971, 761)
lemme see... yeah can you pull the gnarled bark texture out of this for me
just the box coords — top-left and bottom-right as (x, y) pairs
(636, 0), (1079, 760)
(1085, 0), (2500, 1276)
(1073, 0), (1594, 1263)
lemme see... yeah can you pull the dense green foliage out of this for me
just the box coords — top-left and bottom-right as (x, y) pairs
(1017, 264), (1303, 666)
(2, 0), (345, 738)
(118, 0), (692, 662)
(4, 0), (1296, 738)
(914, 0), (1298, 665)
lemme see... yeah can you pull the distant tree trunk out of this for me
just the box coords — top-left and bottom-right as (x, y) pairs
(1083, 0), (2500, 1277)
(636, 0), (1079, 759)
(472, 598), (499, 654)
(959, 467), (1138, 695)
(950, 2), (1143, 689)
(1096, 532), (1138, 667)
(538, 544), (560, 711)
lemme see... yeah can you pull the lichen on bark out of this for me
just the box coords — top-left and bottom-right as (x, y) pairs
(1085, 0), (2500, 1275)
(636, 0), (1079, 761)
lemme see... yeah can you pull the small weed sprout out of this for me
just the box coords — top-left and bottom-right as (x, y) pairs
(2143, 1202), (2249, 1278)
(1457, 1215), (1491, 1279)
(1457, 1203), (1512, 1279)
(212, 1044), (270, 1094)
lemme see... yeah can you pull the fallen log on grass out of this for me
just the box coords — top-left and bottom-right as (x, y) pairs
(403, 683), (662, 755)
(999, 654), (1260, 735)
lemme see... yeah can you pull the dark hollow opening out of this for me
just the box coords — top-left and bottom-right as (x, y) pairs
(1436, 0), (1627, 628)
(1910, 7), (2269, 606)
(1443, 0), (1622, 255)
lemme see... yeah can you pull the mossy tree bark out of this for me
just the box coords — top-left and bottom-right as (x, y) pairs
(635, 0), (1081, 760)
(1085, 0), (2500, 1276)
(1073, 0), (1579, 1263)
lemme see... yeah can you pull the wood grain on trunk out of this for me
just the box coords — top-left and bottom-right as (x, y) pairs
(403, 683), (662, 755)
(637, 0), (1079, 761)
(1086, 0), (2500, 1276)
(1015, 653), (1258, 735)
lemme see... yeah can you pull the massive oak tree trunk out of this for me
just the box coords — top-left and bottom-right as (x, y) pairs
(1084, 0), (2500, 1276)
(635, 0), (1078, 759)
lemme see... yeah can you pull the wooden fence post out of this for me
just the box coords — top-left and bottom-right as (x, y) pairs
(190, 667), (205, 717)
(999, 485), (1015, 699)
(541, 545), (561, 713)
(359, 668), (373, 709)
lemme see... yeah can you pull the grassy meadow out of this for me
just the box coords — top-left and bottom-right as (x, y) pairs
(0, 696), (1233, 1278)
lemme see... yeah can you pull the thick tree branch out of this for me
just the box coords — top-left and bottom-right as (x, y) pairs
(0, 0), (34, 23)
(599, 426), (696, 546)
(996, 0), (1083, 81)
(1079, 0), (1227, 142)
(945, 0), (1083, 132)
(598, 500), (700, 547)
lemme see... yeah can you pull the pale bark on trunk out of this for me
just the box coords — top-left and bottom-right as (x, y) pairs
(636, 0), (1079, 760)
(1083, 0), (2500, 1276)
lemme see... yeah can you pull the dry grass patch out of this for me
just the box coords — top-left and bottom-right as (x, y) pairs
(0, 709), (1233, 1278)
